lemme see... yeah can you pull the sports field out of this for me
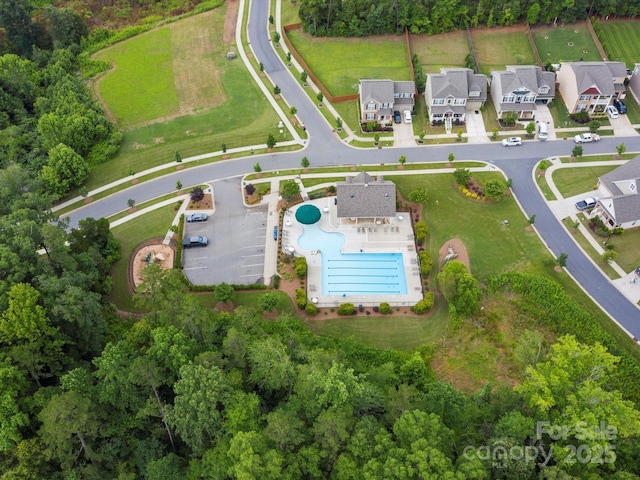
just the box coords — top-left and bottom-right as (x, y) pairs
(597, 20), (640, 67)
(287, 30), (412, 97)
(471, 26), (536, 76)
(409, 31), (470, 73)
(532, 23), (601, 64)
(94, 10), (226, 127)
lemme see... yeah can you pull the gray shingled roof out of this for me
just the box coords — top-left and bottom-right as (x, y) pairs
(564, 62), (626, 95)
(598, 156), (640, 224)
(360, 80), (394, 105)
(599, 194), (640, 224)
(599, 156), (640, 195)
(336, 172), (396, 218)
(428, 68), (487, 101)
(493, 66), (555, 97)
(394, 81), (415, 95)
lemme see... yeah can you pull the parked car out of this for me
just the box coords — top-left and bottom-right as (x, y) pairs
(501, 137), (522, 147)
(538, 122), (548, 141)
(273, 226), (278, 241)
(575, 197), (597, 211)
(186, 213), (208, 222)
(606, 105), (619, 119)
(573, 133), (600, 143)
(403, 110), (412, 124)
(614, 99), (627, 114)
(182, 236), (208, 248)
(393, 111), (401, 124)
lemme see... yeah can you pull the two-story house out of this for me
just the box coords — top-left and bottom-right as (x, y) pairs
(556, 61), (627, 114)
(592, 156), (640, 230)
(489, 65), (555, 120)
(424, 68), (487, 124)
(359, 80), (415, 125)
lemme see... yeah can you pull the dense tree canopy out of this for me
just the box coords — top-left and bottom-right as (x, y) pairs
(297, 0), (635, 37)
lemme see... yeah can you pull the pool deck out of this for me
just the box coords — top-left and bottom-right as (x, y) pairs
(281, 198), (424, 308)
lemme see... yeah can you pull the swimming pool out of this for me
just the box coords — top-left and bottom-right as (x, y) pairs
(298, 224), (407, 295)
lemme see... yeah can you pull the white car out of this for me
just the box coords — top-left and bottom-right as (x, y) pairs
(403, 110), (412, 124)
(501, 137), (522, 147)
(606, 105), (619, 119)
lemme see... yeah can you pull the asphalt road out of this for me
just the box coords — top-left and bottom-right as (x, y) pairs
(65, 3), (640, 337)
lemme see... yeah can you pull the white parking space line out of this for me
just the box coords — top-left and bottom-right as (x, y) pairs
(183, 266), (208, 271)
(243, 254), (264, 259)
(242, 263), (264, 267)
(185, 255), (209, 260)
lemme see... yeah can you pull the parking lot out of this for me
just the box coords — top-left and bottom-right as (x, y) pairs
(182, 178), (267, 285)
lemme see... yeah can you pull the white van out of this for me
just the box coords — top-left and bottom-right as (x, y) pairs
(538, 122), (548, 140)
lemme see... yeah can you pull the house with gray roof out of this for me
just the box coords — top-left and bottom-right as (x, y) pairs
(489, 65), (555, 119)
(425, 68), (487, 124)
(627, 63), (640, 105)
(593, 156), (640, 230)
(336, 172), (396, 220)
(359, 80), (415, 125)
(556, 61), (627, 115)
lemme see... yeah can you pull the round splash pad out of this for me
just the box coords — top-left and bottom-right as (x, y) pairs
(295, 204), (321, 224)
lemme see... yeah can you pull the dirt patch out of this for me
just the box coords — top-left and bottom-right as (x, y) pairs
(438, 238), (471, 271)
(130, 241), (176, 291)
(170, 10), (225, 117)
(223, 0), (239, 44)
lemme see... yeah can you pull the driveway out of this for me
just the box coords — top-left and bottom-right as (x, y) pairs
(465, 109), (490, 143)
(393, 119), (415, 147)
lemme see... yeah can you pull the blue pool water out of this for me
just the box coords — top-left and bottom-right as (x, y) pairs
(298, 224), (407, 295)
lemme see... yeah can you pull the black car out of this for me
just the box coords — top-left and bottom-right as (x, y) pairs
(393, 111), (401, 124)
(182, 236), (208, 248)
(614, 99), (627, 114)
(186, 213), (208, 222)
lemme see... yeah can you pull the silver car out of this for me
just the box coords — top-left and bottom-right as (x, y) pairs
(501, 137), (522, 147)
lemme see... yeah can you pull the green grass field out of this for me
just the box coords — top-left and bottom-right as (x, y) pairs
(286, 29), (412, 97)
(597, 20), (640, 67)
(551, 165), (616, 198)
(532, 23), (601, 64)
(85, 62), (281, 190)
(471, 26), (536, 76)
(409, 31), (470, 73)
(94, 28), (179, 126)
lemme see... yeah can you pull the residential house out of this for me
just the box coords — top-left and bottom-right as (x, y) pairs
(592, 156), (640, 230)
(359, 80), (415, 124)
(556, 61), (627, 114)
(627, 63), (640, 105)
(336, 172), (396, 221)
(490, 65), (555, 119)
(425, 68), (487, 124)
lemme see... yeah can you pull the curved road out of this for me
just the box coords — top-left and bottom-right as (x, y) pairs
(67, 1), (640, 338)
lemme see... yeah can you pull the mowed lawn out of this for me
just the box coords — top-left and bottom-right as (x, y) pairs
(532, 23), (601, 64)
(409, 31), (469, 73)
(94, 9), (226, 127)
(94, 28), (179, 126)
(597, 20), (640, 67)
(286, 30), (412, 97)
(471, 26), (536, 76)
(551, 165), (616, 198)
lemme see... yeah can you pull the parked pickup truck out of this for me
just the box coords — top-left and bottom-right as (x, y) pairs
(573, 133), (600, 143)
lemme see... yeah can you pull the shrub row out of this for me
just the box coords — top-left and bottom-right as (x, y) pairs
(412, 292), (435, 313)
(415, 221), (428, 245)
(419, 251), (433, 276)
(294, 257), (307, 279)
(295, 288), (307, 309)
